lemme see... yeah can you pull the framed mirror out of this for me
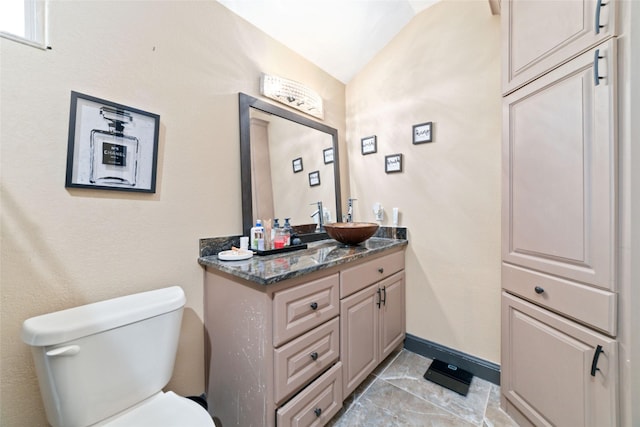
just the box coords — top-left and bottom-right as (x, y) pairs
(239, 93), (342, 238)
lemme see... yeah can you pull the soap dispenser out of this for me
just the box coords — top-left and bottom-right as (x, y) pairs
(283, 218), (292, 246)
(271, 218), (280, 245)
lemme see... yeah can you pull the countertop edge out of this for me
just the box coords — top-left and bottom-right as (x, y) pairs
(198, 237), (407, 286)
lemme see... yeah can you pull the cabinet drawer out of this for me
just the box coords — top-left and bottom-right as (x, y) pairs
(502, 263), (616, 336)
(273, 274), (339, 346)
(340, 251), (404, 298)
(274, 317), (340, 404)
(276, 362), (343, 427)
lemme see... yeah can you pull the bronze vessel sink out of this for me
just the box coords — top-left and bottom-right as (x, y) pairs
(324, 222), (379, 245)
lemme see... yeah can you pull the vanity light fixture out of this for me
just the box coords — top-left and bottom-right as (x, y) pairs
(260, 73), (324, 120)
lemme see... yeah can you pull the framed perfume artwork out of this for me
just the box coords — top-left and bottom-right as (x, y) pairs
(65, 91), (160, 193)
(361, 135), (377, 155)
(323, 147), (334, 164)
(309, 170), (321, 187)
(413, 121), (433, 144)
(385, 154), (403, 173)
(292, 157), (303, 173)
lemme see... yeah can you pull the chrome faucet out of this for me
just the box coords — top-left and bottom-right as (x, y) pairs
(346, 198), (357, 222)
(310, 201), (324, 231)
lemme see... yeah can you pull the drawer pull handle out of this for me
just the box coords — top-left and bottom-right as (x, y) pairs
(310, 351), (319, 361)
(595, 0), (606, 34)
(310, 302), (318, 310)
(376, 288), (382, 308)
(314, 407), (322, 417)
(594, 49), (604, 86)
(378, 267), (384, 274)
(591, 345), (604, 376)
(381, 286), (387, 306)
(534, 286), (545, 294)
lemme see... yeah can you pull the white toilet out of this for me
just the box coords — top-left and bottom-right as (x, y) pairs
(22, 286), (216, 427)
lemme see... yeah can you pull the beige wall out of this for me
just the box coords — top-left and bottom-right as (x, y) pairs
(0, 1), (345, 425)
(346, 0), (501, 362)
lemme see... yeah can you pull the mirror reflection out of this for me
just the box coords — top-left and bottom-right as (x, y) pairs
(239, 93), (342, 238)
(250, 109), (335, 227)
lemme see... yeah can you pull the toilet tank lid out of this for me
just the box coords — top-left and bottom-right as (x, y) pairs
(22, 286), (186, 346)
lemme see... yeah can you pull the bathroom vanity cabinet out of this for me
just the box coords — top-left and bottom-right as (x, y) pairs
(200, 239), (406, 427)
(340, 251), (405, 397)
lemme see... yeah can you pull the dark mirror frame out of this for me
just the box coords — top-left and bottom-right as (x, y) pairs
(239, 92), (342, 238)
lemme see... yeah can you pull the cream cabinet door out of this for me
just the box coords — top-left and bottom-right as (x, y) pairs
(502, 0), (618, 94)
(379, 272), (406, 360)
(502, 40), (617, 291)
(340, 283), (379, 397)
(502, 293), (617, 427)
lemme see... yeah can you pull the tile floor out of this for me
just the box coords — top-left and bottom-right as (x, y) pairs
(328, 349), (519, 427)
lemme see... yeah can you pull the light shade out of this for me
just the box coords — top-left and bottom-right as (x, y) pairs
(260, 73), (324, 119)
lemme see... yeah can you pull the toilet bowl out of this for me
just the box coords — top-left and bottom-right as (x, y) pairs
(22, 286), (216, 427)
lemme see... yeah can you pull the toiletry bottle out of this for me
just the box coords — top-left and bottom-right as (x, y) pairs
(271, 218), (280, 244)
(283, 218), (292, 246)
(250, 220), (264, 250)
(264, 219), (272, 251)
(90, 106), (139, 186)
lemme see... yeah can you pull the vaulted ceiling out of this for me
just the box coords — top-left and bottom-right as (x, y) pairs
(216, 0), (440, 83)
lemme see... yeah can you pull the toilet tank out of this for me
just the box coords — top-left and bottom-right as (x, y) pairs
(22, 286), (186, 427)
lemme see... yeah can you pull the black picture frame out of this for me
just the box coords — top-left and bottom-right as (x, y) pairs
(385, 154), (403, 173)
(309, 170), (321, 186)
(292, 157), (303, 173)
(413, 121), (433, 144)
(323, 147), (334, 164)
(361, 135), (377, 155)
(65, 91), (160, 193)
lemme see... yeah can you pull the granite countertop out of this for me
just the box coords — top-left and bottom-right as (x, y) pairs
(198, 237), (407, 285)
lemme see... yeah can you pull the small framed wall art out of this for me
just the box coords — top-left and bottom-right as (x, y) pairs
(292, 157), (303, 173)
(309, 170), (321, 186)
(413, 121), (433, 144)
(65, 91), (160, 193)
(385, 154), (403, 173)
(323, 147), (334, 164)
(361, 135), (377, 155)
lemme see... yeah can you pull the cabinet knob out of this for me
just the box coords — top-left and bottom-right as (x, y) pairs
(310, 352), (318, 361)
(310, 302), (318, 310)
(534, 286), (545, 294)
(378, 267), (384, 274)
(314, 407), (322, 417)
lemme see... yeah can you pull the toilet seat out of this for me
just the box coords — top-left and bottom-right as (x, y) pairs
(96, 391), (216, 427)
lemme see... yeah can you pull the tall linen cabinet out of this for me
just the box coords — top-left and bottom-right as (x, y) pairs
(500, 1), (620, 426)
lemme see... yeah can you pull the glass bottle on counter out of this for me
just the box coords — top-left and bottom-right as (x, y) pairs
(283, 218), (292, 246)
(273, 227), (287, 249)
(271, 218), (280, 246)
